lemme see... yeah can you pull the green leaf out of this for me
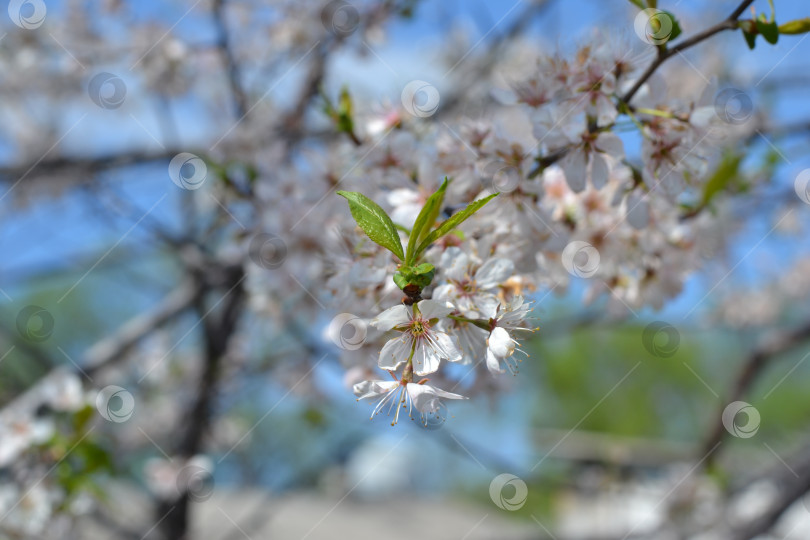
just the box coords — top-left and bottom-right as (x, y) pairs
(394, 263), (435, 291)
(416, 193), (498, 254)
(627, 0), (645, 9)
(660, 11), (682, 42)
(337, 191), (405, 261)
(756, 18), (779, 44)
(393, 272), (410, 290)
(336, 86), (355, 135)
(779, 18), (810, 35)
(742, 28), (757, 49)
(701, 153), (742, 207)
(405, 178), (448, 264)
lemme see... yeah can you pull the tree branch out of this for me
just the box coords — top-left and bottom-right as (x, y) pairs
(700, 319), (810, 461)
(84, 279), (202, 376)
(621, 0), (755, 104)
(730, 440), (810, 540)
(212, 0), (248, 118)
(155, 265), (245, 540)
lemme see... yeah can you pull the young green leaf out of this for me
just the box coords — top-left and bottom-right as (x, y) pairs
(415, 192), (498, 254)
(756, 18), (779, 44)
(405, 178), (448, 264)
(337, 191), (405, 261)
(742, 28), (757, 49)
(779, 18), (810, 35)
(658, 11), (682, 42)
(701, 152), (742, 207)
(393, 263), (435, 291)
(739, 20), (758, 49)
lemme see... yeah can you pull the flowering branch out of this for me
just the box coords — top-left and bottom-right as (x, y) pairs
(621, 0), (756, 104)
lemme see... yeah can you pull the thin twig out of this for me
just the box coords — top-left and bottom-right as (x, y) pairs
(621, 0), (755, 104)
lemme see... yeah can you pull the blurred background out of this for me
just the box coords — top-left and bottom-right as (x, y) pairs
(1, 0), (810, 539)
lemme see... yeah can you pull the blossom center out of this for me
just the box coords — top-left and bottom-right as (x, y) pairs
(409, 317), (430, 337)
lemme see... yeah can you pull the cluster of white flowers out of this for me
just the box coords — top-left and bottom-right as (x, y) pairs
(0, 370), (89, 537)
(239, 38), (755, 423)
(353, 290), (534, 425)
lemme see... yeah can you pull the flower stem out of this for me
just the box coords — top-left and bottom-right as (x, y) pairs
(402, 338), (417, 383)
(448, 314), (492, 331)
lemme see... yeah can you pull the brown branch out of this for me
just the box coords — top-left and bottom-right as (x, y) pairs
(84, 279), (201, 376)
(212, 0), (248, 118)
(0, 150), (181, 186)
(700, 319), (810, 461)
(621, 0), (755, 104)
(436, 0), (554, 118)
(155, 266), (245, 540)
(730, 440), (810, 540)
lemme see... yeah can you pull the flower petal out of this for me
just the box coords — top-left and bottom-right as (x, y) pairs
(378, 336), (411, 371)
(370, 305), (410, 331)
(433, 331), (463, 363)
(595, 131), (624, 158)
(590, 152), (609, 189)
(561, 148), (587, 193)
(486, 348), (505, 374)
(487, 327), (515, 358)
(406, 383), (465, 414)
(417, 299), (453, 320)
(353, 380), (398, 400)
(475, 258), (514, 289)
(432, 284), (455, 303)
(438, 247), (469, 282)
(412, 340), (441, 376)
